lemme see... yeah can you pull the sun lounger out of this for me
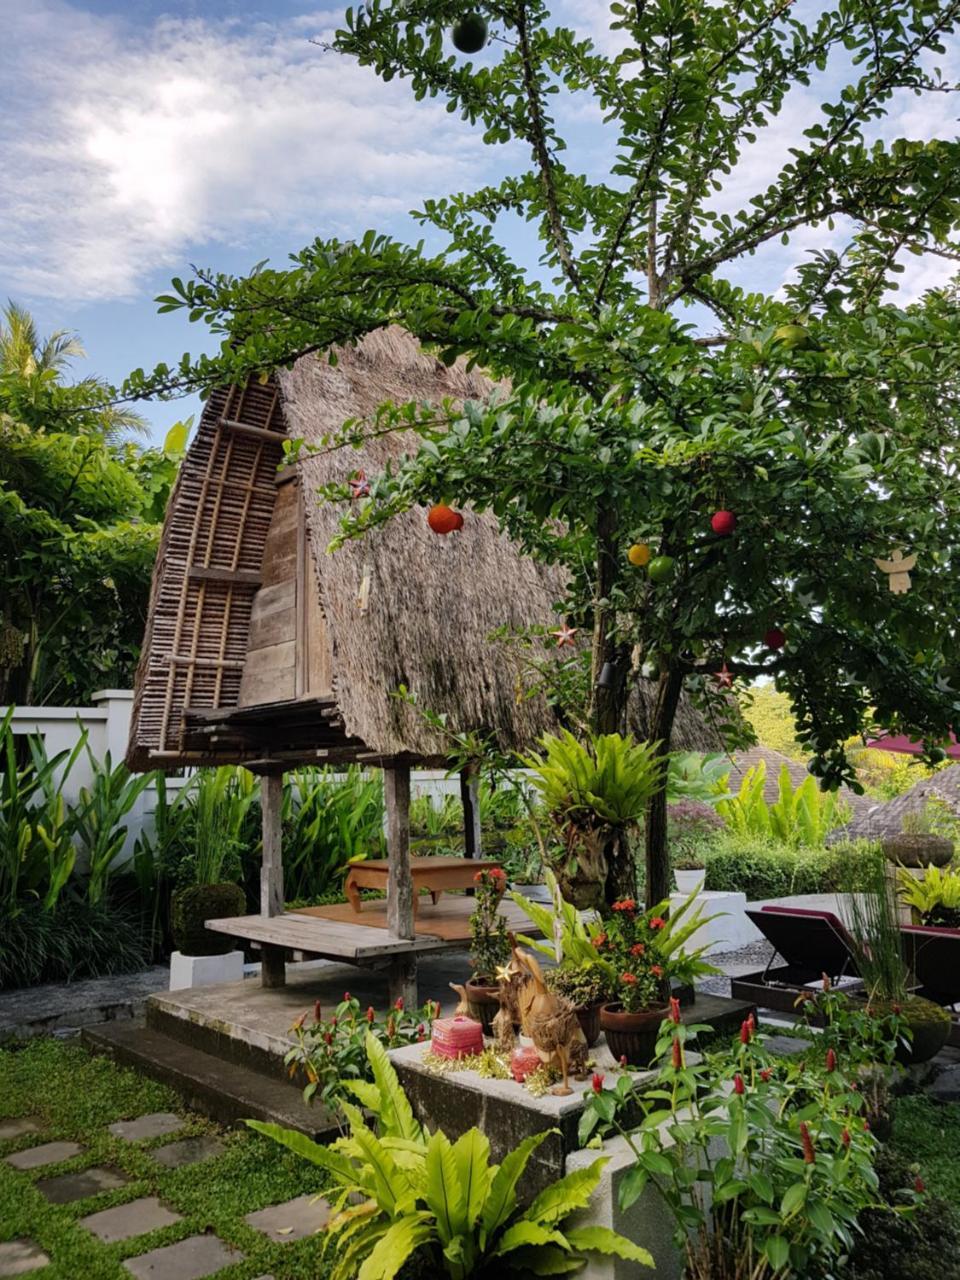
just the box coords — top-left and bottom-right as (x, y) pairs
(730, 906), (863, 1013)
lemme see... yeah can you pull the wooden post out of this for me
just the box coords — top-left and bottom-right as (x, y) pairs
(460, 765), (482, 861)
(260, 772), (286, 987)
(384, 764), (417, 1008)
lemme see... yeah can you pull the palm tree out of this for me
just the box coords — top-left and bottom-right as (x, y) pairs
(0, 300), (146, 438)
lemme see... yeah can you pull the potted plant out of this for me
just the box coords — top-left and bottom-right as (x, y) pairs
(897, 864), (960, 928)
(883, 803), (954, 868)
(464, 865), (510, 1032)
(673, 854), (706, 895)
(846, 849), (952, 1063)
(544, 964), (611, 1047)
(168, 766), (257, 988)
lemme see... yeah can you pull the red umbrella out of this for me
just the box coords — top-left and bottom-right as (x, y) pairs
(865, 732), (960, 758)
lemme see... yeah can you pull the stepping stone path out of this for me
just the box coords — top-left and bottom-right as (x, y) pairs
(123, 1234), (244, 1280)
(5, 1140), (82, 1171)
(80, 1196), (182, 1243)
(150, 1135), (225, 1169)
(0, 1119), (40, 1142)
(245, 1192), (330, 1243)
(108, 1113), (183, 1143)
(37, 1166), (128, 1204)
(0, 1239), (50, 1278)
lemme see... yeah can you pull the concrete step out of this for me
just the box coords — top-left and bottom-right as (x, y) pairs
(82, 1020), (339, 1142)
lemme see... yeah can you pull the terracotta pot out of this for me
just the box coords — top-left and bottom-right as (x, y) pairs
(574, 1003), (603, 1049)
(600, 1002), (669, 1068)
(465, 977), (501, 1035)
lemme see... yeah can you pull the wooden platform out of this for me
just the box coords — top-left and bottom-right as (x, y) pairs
(293, 894), (533, 944)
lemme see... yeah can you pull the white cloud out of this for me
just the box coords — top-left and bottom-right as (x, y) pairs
(0, 3), (489, 301)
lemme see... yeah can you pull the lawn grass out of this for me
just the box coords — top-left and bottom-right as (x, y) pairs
(0, 1038), (331, 1279)
(890, 1091), (960, 1207)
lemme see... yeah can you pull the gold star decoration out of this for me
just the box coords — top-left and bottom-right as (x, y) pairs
(552, 624), (578, 649)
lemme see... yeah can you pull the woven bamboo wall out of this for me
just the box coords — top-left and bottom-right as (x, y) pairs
(128, 379), (286, 765)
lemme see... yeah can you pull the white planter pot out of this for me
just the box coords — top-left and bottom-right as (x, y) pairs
(169, 950), (244, 991)
(674, 869), (704, 895)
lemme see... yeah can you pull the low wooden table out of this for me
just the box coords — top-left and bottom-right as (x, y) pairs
(345, 856), (497, 917)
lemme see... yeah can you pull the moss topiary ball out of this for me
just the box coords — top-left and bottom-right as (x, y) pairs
(171, 882), (247, 956)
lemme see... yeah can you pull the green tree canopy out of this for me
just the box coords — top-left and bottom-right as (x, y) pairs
(0, 304), (187, 705)
(123, 0), (960, 903)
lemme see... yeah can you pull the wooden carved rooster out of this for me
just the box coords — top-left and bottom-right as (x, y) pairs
(511, 944), (588, 1095)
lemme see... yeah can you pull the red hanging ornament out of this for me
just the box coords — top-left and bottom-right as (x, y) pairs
(348, 470), (371, 500)
(714, 662), (734, 689)
(710, 510), (737, 536)
(764, 627), (787, 651)
(427, 504), (462, 534)
(552, 624), (578, 649)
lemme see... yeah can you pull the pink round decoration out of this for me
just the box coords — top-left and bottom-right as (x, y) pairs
(431, 1015), (484, 1060)
(510, 1045), (543, 1082)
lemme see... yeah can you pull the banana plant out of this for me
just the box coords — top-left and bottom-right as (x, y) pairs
(249, 1034), (652, 1279)
(716, 760), (844, 847)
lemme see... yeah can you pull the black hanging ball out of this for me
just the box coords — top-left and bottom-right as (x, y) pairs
(451, 12), (487, 53)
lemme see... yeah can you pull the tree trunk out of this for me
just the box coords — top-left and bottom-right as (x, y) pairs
(644, 665), (684, 908)
(588, 504), (626, 736)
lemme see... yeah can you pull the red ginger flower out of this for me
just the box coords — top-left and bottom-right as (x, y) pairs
(669, 996), (681, 1024)
(915, 1175), (926, 1194)
(291, 1011), (307, 1031)
(366, 1006), (375, 1023)
(740, 1018), (753, 1045)
(841, 1128), (851, 1148)
(825, 1047), (837, 1072)
(672, 1036), (683, 1069)
(313, 1001), (322, 1023)
(592, 1072), (605, 1094)
(620, 1055), (628, 1068)
(323, 1031), (333, 1046)
(343, 991), (351, 1001)
(733, 1073), (745, 1095)
(395, 997), (405, 1011)
(800, 1122), (816, 1164)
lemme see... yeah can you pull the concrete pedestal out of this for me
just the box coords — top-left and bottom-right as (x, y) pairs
(169, 951), (244, 991)
(670, 889), (762, 954)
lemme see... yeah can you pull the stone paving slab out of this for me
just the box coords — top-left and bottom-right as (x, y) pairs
(150, 1135), (225, 1169)
(79, 1196), (182, 1243)
(5, 1140), (82, 1170)
(244, 1192), (330, 1242)
(0, 1119), (40, 1142)
(108, 1114), (183, 1143)
(123, 1233), (243, 1280)
(0, 1239), (50, 1277)
(0, 966), (169, 1043)
(37, 1165), (129, 1204)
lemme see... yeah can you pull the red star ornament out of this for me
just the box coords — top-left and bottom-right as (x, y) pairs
(552, 624), (578, 649)
(714, 662), (734, 689)
(349, 470), (371, 500)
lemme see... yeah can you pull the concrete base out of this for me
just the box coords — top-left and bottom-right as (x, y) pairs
(670, 890), (762, 954)
(169, 951), (244, 991)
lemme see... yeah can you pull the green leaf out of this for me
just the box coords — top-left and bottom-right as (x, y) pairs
(526, 1158), (606, 1225)
(357, 1213), (435, 1280)
(481, 1132), (551, 1237)
(564, 1225), (654, 1265)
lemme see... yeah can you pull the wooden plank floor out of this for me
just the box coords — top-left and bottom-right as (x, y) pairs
(293, 894), (536, 944)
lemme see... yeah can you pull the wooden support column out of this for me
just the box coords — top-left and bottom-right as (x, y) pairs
(460, 765), (482, 861)
(384, 764), (417, 1008)
(259, 772), (286, 988)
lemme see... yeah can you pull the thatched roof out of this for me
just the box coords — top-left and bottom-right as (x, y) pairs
(830, 762), (960, 842)
(127, 327), (721, 771)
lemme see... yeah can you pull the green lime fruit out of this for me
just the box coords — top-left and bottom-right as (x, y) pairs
(452, 12), (487, 53)
(773, 323), (810, 349)
(647, 555), (675, 584)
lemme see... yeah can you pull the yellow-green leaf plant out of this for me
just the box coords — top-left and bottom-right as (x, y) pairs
(248, 1032), (652, 1279)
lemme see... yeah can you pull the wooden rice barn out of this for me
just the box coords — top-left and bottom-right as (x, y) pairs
(127, 327), (719, 1002)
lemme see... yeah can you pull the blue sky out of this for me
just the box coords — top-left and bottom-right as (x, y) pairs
(3, 0), (959, 442)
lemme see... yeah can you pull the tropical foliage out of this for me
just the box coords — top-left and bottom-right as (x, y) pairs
(250, 1033), (651, 1278)
(716, 759), (846, 847)
(897, 863), (960, 928)
(0, 303), (187, 704)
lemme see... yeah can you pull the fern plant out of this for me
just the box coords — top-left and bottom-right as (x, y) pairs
(521, 731), (663, 907)
(249, 1034), (652, 1279)
(716, 760), (845, 848)
(898, 864), (960, 927)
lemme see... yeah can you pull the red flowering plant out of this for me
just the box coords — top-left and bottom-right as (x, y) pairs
(593, 891), (718, 1013)
(284, 991), (438, 1115)
(469, 865), (510, 978)
(580, 1008), (915, 1280)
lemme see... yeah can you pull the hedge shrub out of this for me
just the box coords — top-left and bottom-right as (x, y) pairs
(701, 833), (879, 901)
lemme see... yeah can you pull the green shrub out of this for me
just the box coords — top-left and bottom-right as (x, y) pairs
(716, 758), (847, 847)
(171, 882), (247, 956)
(702, 833), (878, 900)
